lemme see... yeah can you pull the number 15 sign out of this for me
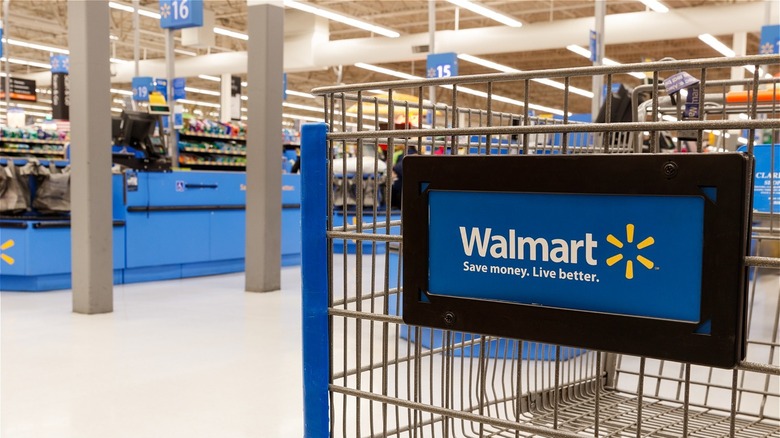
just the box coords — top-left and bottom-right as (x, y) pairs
(160, 0), (204, 30)
(426, 52), (459, 79)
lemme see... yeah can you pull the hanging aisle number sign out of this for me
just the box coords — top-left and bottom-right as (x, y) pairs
(159, 0), (204, 30)
(426, 52), (458, 79)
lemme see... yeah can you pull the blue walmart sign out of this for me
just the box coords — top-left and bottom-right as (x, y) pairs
(740, 144), (780, 212)
(759, 24), (780, 55)
(159, 0), (203, 30)
(426, 52), (458, 79)
(427, 191), (704, 322)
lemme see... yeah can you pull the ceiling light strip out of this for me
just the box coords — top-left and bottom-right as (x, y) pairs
(565, 45), (646, 80)
(638, 0), (669, 13)
(283, 0), (400, 38)
(458, 54), (594, 98)
(446, 0), (522, 28)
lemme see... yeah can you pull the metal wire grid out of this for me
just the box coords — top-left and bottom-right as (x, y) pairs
(311, 55), (780, 438)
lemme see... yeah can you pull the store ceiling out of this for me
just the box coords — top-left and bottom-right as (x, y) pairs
(1, 0), (775, 122)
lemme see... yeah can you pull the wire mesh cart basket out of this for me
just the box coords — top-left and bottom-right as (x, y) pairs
(301, 55), (780, 438)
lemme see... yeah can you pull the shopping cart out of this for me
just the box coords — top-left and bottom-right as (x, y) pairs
(301, 55), (780, 437)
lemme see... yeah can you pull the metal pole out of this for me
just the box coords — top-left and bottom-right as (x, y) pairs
(133, 0), (140, 77)
(428, 0), (436, 108)
(165, 28), (176, 166)
(591, 0), (606, 120)
(3, 0), (10, 110)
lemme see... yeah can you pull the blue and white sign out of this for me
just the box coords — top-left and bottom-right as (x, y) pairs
(155, 78), (168, 97)
(427, 191), (705, 322)
(159, 0), (203, 30)
(759, 24), (780, 55)
(589, 29), (598, 62)
(173, 77), (186, 100)
(426, 52), (458, 79)
(739, 144), (780, 212)
(131, 76), (154, 102)
(0, 28), (3, 58)
(663, 71), (699, 95)
(50, 54), (69, 74)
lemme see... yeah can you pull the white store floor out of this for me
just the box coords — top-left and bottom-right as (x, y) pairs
(2, 265), (778, 438)
(1, 269), (305, 438)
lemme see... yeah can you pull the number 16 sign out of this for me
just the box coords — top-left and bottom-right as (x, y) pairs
(160, 0), (204, 30)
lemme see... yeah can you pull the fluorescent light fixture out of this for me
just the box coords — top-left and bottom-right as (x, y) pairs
(177, 99), (221, 108)
(113, 98), (126, 104)
(110, 58), (129, 64)
(4, 38), (69, 54)
(698, 34), (735, 57)
(737, 137), (748, 145)
(354, 62), (565, 116)
(566, 45), (646, 79)
(213, 27), (248, 41)
(184, 86), (221, 97)
(1, 57), (50, 69)
(198, 74), (221, 82)
(284, 0), (401, 38)
(283, 112), (325, 123)
(283, 102), (325, 113)
(175, 49), (198, 57)
(111, 88), (134, 96)
(241, 81), (248, 87)
(110, 35), (119, 41)
(0, 101), (52, 111)
(446, 0), (522, 28)
(458, 54), (594, 98)
(111, 107), (123, 112)
(241, 95), (248, 101)
(286, 89), (316, 99)
(355, 62), (418, 80)
(638, 0), (669, 13)
(108, 2), (161, 19)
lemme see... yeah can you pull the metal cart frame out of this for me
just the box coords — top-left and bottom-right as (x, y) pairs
(302, 55), (780, 438)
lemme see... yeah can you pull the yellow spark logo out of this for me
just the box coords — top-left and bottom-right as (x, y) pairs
(605, 224), (654, 280)
(0, 239), (15, 265)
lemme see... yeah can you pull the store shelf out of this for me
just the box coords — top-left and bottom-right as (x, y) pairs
(180, 147), (246, 156)
(179, 160), (246, 168)
(1, 137), (67, 145)
(0, 148), (65, 156)
(178, 131), (246, 141)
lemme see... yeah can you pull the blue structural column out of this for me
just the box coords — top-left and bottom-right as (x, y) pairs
(301, 123), (329, 437)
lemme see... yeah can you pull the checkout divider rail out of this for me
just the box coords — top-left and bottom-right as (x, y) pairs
(302, 55), (780, 438)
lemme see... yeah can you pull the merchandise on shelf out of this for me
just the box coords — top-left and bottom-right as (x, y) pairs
(1, 127), (69, 159)
(1, 127), (69, 142)
(180, 117), (247, 138)
(282, 128), (300, 145)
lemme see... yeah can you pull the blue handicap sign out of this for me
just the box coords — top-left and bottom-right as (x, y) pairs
(159, 0), (204, 30)
(427, 191), (705, 322)
(426, 52), (458, 79)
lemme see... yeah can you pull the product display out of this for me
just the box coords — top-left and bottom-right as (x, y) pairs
(0, 127), (69, 160)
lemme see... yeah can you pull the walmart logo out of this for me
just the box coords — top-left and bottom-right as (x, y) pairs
(606, 224), (654, 280)
(160, 3), (171, 19)
(0, 239), (15, 265)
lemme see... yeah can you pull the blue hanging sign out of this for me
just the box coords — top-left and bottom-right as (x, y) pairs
(159, 0), (204, 30)
(50, 54), (69, 74)
(426, 52), (458, 79)
(759, 24), (780, 55)
(173, 77), (186, 100)
(155, 78), (168, 97)
(589, 29), (598, 62)
(0, 28), (4, 58)
(131, 76), (154, 102)
(739, 144), (780, 213)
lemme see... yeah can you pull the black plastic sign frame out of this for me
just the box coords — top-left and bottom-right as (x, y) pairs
(402, 154), (753, 368)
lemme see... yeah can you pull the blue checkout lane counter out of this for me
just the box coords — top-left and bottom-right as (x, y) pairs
(0, 171), (301, 291)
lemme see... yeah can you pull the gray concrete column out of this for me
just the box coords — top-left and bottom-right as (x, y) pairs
(68, 0), (113, 314)
(245, 1), (283, 292)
